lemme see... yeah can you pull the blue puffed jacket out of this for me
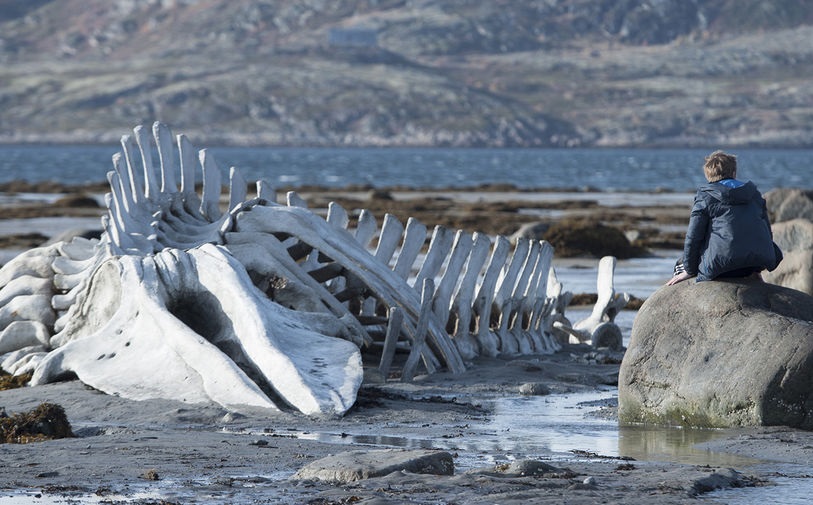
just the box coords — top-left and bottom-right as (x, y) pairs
(683, 179), (781, 282)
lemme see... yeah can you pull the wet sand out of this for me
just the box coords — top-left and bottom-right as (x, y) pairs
(1, 185), (811, 504)
(2, 352), (812, 504)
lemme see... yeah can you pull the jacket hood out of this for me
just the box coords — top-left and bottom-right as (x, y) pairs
(700, 180), (758, 205)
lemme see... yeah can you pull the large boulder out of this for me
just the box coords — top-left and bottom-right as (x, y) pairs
(763, 218), (813, 295)
(619, 277), (813, 429)
(771, 218), (813, 252)
(765, 188), (813, 223)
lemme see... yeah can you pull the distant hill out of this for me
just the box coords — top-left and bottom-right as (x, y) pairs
(0, 0), (811, 147)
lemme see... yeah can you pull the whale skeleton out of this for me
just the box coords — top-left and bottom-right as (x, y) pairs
(0, 122), (627, 416)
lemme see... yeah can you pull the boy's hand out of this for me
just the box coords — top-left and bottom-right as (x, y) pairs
(667, 271), (692, 286)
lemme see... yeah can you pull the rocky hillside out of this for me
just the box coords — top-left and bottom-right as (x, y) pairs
(0, 0), (811, 147)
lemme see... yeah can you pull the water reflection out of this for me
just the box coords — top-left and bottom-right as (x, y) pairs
(291, 390), (758, 468)
(489, 391), (619, 457)
(708, 465), (813, 505)
(618, 424), (759, 466)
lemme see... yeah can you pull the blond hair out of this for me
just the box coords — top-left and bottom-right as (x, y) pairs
(704, 150), (737, 182)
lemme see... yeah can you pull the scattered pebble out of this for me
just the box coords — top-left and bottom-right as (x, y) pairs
(140, 469), (160, 481)
(518, 382), (551, 396)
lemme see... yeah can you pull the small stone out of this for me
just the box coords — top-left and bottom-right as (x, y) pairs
(518, 382), (551, 396)
(292, 449), (454, 483)
(140, 469), (160, 481)
(583, 476), (596, 485)
(213, 477), (234, 487)
(691, 468), (742, 494)
(363, 368), (385, 384)
(502, 459), (561, 477)
(221, 412), (245, 423)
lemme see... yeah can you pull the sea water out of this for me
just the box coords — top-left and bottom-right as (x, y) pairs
(1, 145), (812, 193)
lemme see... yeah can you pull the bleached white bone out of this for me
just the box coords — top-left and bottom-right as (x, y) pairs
(432, 230), (472, 324)
(199, 149), (223, 221)
(354, 209), (377, 249)
(0, 246), (59, 287)
(0, 121), (621, 415)
(0, 295), (55, 330)
(153, 122), (177, 193)
(232, 205), (465, 374)
(223, 231), (370, 347)
(493, 238), (531, 355)
(507, 240), (541, 354)
(473, 236), (511, 357)
(0, 321), (50, 354)
(556, 256), (629, 349)
(287, 191), (308, 208)
(228, 167), (248, 212)
(5, 351), (46, 376)
(415, 225), (454, 289)
(393, 217), (427, 280)
(518, 241), (554, 352)
(450, 233), (491, 358)
(0, 276), (52, 306)
(35, 246), (363, 416)
(2, 346), (47, 375)
(134, 124), (160, 201)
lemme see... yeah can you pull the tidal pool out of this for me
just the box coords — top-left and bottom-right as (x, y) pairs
(288, 389), (759, 469)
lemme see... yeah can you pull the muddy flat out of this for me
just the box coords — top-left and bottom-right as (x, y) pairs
(3, 186), (810, 504)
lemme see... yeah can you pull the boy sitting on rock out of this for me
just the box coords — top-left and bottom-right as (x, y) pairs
(667, 150), (782, 285)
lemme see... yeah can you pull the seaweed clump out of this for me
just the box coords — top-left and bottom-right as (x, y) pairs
(543, 218), (647, 259)
(0, 403), (74, 444)
(0, 371), (31, 391)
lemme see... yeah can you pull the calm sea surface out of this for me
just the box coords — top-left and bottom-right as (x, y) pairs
(0, 145), (811, 193)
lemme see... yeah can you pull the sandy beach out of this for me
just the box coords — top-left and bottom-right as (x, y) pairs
(1, 185), (812, 504)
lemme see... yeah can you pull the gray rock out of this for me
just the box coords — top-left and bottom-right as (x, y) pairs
(765, 188), (813, 223)
(772, 218), (813, 253)
(501, 459), (561, 477)
(619, 278), (813, 429)
(691, 468), (745, 495)
(590, 321), (623, 350)
(469, 458), (563, 478)
(518, 382), (551, 396)
(763, 249), (813, 295)
(764, 219), (813, 295)
(291, 449), (454, 483)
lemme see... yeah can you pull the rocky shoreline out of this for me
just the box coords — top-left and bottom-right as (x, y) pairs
(2, 185), (812, 503)
(2, 349), (802, 505)
(2, 346), (813, 504)
(0, 181), (692, 256)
